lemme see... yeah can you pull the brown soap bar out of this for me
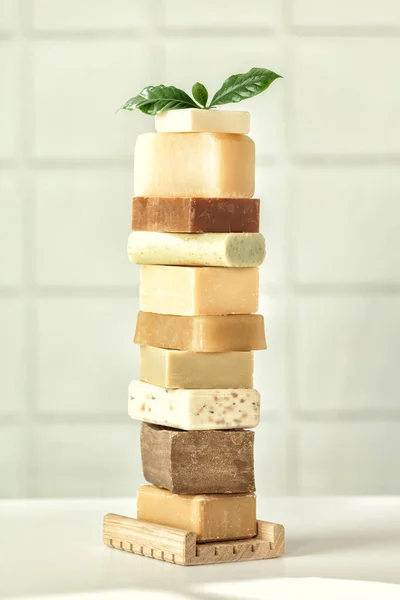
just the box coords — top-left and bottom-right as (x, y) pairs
(132, 196), (260, 233)
(134, 311), (267, 352)
(140, 423), (255, 494)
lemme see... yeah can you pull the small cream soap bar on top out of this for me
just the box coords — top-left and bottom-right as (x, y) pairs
(140, 265), (259, 315)
(140, 346), (254, 389)
(128, 380), (260, 430)
(128, 232), (266, 267)
(155, 108), (250, 134)
(134, 132), (254, 198)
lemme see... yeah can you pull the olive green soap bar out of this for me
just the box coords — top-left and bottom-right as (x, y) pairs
(128, 231), (266, 267)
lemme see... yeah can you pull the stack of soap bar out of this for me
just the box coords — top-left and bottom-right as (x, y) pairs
(121, 108), (273, 557)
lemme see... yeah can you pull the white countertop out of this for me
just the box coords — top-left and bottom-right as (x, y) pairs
(1, 497), (400, 599)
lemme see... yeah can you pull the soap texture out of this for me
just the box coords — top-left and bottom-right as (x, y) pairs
(140, 423), (255, 494)
(128, 231), (266, 267)
(131, 196), (260, 233)
(133, 132), (255, 198)
(128, 380), (260, 430)
(140, 346), (254, 389)
(155, 108), (250, 134)
(140, 265), (259, 316)
(137, 485), (257, 542)
(134, 312), (267, 352)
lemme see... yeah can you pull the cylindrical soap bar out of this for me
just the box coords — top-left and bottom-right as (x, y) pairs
(134, 311), (267, 352)
(132, 196), (260, 233)
(134, 132), (255, 198)
(128, 231), (266, 267)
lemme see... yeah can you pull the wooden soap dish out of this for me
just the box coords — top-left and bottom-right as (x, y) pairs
(103, 513), (285, 566)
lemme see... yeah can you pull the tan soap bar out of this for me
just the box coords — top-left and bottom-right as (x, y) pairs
(137, 486), (256, 543)
(128, 380), (260, 430)
(141, 424), (255, 494)
(134, 312), (267, 352)
(140, 265), (259, 315)
(128, 232), (266, 267)
(140, 346), (254, 388)
(155, 109), (250, 134)
(134, 132), (255, 198)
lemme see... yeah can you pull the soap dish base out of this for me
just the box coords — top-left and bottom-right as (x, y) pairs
(103, 514), (285, 566)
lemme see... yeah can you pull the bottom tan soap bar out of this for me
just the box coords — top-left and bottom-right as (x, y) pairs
(137, 485), (256, 543)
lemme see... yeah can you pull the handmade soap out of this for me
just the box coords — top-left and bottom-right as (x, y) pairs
(128, 232), (266, 267)
(155, 109), (250, 134)
(131, 196), (260, 233)
(140, 266), (258, 316)
(137, 485), (257, 542)
(133, 133), (255, 198)
(140, 423), (255, 494)
(134, 312), (267, 352)
(140, 346), (254, 389)
(128, 380), (260, 430)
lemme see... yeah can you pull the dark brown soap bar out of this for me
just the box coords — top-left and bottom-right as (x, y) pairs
(132, 196), (260, 233)
(140, 423), (255, 494)
(134, 311), (267, 352)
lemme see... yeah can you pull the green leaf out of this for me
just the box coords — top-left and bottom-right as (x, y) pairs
(192, 82), (208, 108)
(119, 92), (148, 112)
(209, 67), (282, 108)
(121, 85), (198, 115)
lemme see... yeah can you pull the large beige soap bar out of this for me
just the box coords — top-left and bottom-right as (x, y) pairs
(140, 265), (258, 315)
(140, 346), (254, 388)
(137, 485), (256, 542)
(134, 133), (255, 198)
(128, 232), (266, 267)
(155, 109), (250, 134)
(128, 380), (260, 430)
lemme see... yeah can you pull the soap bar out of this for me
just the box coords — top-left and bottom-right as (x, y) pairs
(140, 346), (254, 389)
(155, 109), (250, 134)
(137, 485), (257, 542)
(128, 232), (266, 267)
(134, 312), (267, 352)
(131, 196), (260, 233)
(140, 266), (259, 315)
(140, 424), (255, 494)
(134, 133), (255, 198)
(128, 380), (260, 430)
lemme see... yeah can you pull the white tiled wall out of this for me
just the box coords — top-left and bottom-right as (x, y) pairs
(1, 0), (399, 498)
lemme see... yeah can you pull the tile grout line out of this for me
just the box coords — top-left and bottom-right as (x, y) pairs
(18, 0), (38, 498)
(280, 0), (300, 496)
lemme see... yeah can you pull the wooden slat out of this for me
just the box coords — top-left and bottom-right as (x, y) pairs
(103, 513), (196, 565)
(103, 515), (285, 566)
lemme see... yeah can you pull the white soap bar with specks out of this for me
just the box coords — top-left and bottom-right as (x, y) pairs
(155, 108), (250, 134)
(128, 380), (260, 430)
(128, 231), (266, 267)
(133, 132), (255, 198)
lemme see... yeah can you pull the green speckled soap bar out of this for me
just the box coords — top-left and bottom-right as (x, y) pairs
(127, 231), (266, 267)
